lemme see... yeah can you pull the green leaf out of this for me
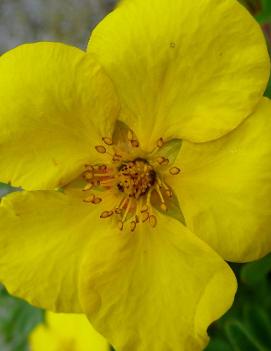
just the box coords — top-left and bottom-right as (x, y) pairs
(225, 321), (266, 351)
(240, 254), (271, 286)
(244, 306), (271, 349)
(0, 286), (44, 351)
(205, 338), (232, 351)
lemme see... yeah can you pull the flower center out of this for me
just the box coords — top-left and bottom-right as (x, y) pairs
(80, 128), (181, 232)
(117, 159), (156, 198)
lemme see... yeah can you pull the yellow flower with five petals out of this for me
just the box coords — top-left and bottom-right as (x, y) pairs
(0, 0), (270, 351)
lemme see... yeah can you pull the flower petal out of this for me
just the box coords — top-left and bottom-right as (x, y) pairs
(172, 97), (271, 262)
(0, 190), (113, 312)
(88, 0), (269, 149)
(79, 214), (236, 351)
(30, 312), (109, 351)
(0, 42), (119, 190)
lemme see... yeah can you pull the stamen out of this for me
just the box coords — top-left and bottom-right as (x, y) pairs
(100, 210), (114, 219)
(98, 165), (107, 172)
(82, 183), (93, 191)
(95, 145), (107, 154)
(83, 171), (93, 180)
(102, 137), (113, 145)
(165, 189), (173, 198)
(93, 197), (102, 204)
(128, 130), (134, 141)
(122, 198), (132, 223)
(149, 215), (157, 228)
(131, 140), (139, 148)
(83, 194), (95, 203)
(141, 204), (148, 213)
(156, 137), (164, 148)
(155, 184), (167, 212)
(142, 211), (149, 222)
(157, 156), (169, 166)
(130, 221), (137, 232)
(84, 165), (94, 171)
(169, 167), (181, 175)
(113, 153), (123, 162)
(118, 220), (124, 231)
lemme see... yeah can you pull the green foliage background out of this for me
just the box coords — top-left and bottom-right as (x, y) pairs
(0, 0), (271, 350)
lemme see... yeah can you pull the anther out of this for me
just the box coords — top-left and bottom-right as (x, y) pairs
(160, 203), (167, 212)
(118, 221), (124, 231)
(83, 194), (95, 203)
(141, 204), (148, 213)
(131, 140), (139, 148)
(95, 145), (107, 154)
(113, 153), (122, 162)
(128, 130), (134, 141)
(156, 137), (164, 148)
(165, 189), (173, 198)
(100, 210), (113, 218)
(93, 197), (102, 204)
(102, 137), (113, 145)
(157, 156), (169, 166)
(85, 165), (94, 171)
(169, 167), (181, 175)
(82, 183), (93, 191)
(83, 171), (93, 180)
(149, 215), (157, 228)
(142, 211), (149, 223)
(130, 221), (137, 232)
(98, 165), (107, 172)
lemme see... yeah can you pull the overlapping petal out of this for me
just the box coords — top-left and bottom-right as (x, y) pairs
(0, 42), (119, 190)
(88, 0), (269, 150)
(171, 97), (271, 262)
(79, 213), (236, 351)
(30, 312), (109, 351)
(0, 190), (114, 312)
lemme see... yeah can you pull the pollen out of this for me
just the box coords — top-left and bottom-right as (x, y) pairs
(81, 132), (181, 232)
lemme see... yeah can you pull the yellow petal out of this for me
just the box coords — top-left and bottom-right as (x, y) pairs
(0, 42), (119, 190)
(79, 213), (236, 351)
(88, 0), (269, 149)
(30, 312), (109, 351)
(172, 97), (271, 262)
(0, 190), (112, 312)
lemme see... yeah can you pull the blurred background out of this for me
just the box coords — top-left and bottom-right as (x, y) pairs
(0, 0), (271, 350)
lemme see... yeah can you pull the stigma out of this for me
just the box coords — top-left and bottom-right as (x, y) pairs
(81, 129), (181, 232)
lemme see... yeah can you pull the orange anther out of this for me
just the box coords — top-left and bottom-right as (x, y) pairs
(169, 167), (181, 175)
(141, 204), (148, 213)
(100, 210), (113, 218)
(149, 215), (157, 228)
(131, 140), (139, 148)
(118, 221), (124, 231)
(95, 145), (106, 154)
(130, 221), (137, 232)
(156, 137), (164, 148)
(142, 212), (149, 223)
(82, 183), (93, 191)
(93, 197), (102, 204)
(102, 137), (113, 145)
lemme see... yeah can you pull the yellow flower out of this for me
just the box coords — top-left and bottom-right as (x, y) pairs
(29, 312), (109, 351)
(0, 0), (270, 351)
